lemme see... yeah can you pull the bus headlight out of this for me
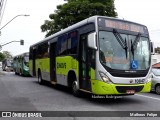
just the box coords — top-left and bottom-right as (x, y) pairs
(99, 71), (113, 83)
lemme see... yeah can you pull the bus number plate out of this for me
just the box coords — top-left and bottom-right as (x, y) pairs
(126, 90), (135, 94)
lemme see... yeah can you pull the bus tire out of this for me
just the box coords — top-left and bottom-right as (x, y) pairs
(155, 85), (160, 95)
(38, 70), (43, 85)
(72, 81), (81, 97)
(19, 69), (23, 76)
(19, 69), (22, 76)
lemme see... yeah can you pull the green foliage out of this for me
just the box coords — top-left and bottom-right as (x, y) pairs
(0, 52), (5, 61)
(2, 51), (13, 59)
(41, 0), (117, 37)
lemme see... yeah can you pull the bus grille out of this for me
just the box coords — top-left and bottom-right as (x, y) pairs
(116, 86), (144, 93)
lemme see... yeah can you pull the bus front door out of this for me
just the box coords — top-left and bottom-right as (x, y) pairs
(79, 35), (92, 92)
(50, 42), (57, 83)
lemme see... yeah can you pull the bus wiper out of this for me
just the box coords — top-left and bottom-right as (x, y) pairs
(131, 40), (134, 59)
(131, 33), (141, 50)
(113, 29), (128, 59)
(130, 33), (141, 59)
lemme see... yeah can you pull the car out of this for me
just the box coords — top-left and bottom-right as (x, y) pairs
(2, 59), (14, 72)
(151, 68), (160, 94)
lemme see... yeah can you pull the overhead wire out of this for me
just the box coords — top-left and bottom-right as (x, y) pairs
(0, 0), (7, 26)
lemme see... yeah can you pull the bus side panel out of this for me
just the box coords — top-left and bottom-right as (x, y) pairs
(29, 60), (33, 76)
(19, 58), (23, 74)
(56, 56), (78, 86)
(141, 81), (151, 92)
(36, 58), (50, 81)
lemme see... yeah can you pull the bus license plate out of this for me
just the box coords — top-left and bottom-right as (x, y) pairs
(126, 90), (135, 94)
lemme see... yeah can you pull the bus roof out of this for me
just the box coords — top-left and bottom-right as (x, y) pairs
(13, 52), (29, 58)
(30, 15), (147, 47)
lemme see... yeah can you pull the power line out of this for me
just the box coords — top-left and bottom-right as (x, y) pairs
(0, 0), (7, 26)
(0, 0), (4, 10)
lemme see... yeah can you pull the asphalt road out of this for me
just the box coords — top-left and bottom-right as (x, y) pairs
(0, 70), (160, 120)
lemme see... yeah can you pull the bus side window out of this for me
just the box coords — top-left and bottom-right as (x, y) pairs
(37, 42), (48, 58)
(67, 31), (78, 55)
(56, 34), (67, 56)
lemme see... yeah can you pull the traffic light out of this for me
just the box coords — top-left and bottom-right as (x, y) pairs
(20, 40), (24, 45)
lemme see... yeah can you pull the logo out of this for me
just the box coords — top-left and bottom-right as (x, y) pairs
(131, 60), (138, 70)
(130, 79), (134, 83)
(135, 79), (145, 83)
(2, 112), (11, 117)
(1, 112), (42, 118)
(57, 63), (66, 69)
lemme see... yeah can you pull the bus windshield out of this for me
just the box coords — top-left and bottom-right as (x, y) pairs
(24, 56), (29, 67)
(99, 31), (150, 70)
(24, 56), (29, 62)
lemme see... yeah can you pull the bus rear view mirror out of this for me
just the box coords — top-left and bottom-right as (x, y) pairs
(151, 41), (155, 55)
(88, 32), (97, 50)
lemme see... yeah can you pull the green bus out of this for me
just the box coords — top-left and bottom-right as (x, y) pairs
(13, 52), (29, 76)
(29, 16), (152, 96)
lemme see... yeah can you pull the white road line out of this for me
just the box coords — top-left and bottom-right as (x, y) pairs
(135, 94), (160, 101)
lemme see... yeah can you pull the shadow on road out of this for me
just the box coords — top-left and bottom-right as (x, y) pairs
(31, 80), (144, 105)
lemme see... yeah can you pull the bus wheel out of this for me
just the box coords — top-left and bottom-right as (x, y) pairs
(155, 85), (160, 94)
(72, 81), (80, 97)
(38, 71), (43, 85)
(19, 69), (22, 76)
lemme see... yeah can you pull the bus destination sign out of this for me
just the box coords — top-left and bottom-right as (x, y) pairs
(99, 18), (146, 33)
(105, 19), (144, 33)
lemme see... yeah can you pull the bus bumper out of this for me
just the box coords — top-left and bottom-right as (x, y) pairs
(91, 80), (151, 95)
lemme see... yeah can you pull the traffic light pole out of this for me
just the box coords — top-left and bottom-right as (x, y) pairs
(0, 40), (24, 51)
(1, 40), (24, 46)
(1, 41), (19, 47)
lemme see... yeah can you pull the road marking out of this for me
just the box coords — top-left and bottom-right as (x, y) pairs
(135, 94), (160, 101)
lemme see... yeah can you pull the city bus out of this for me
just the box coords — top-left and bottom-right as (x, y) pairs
(13, 52), (29, 76)
(29, 16), (152, 96)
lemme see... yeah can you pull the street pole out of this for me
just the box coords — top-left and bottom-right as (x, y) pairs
(0, 14), (30, 31)
(0, 40), (24, 51)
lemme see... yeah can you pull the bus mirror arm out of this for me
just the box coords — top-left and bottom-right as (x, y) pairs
(87, 32), (97, 50)
(150, 41), (155, 55)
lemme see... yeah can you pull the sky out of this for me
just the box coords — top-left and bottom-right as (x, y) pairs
(0, 0), (160, 56)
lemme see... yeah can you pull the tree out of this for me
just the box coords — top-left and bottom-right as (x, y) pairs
(41, 0), (117, 37)
(2, 51), (13, 59)
(0, 52), (5, 61)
